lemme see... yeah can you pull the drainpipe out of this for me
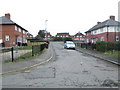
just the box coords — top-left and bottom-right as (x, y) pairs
(106, 26), (109, 42)
(115, 26), (116, 42)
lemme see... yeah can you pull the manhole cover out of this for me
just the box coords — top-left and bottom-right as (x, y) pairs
(23, 67), (55, 79)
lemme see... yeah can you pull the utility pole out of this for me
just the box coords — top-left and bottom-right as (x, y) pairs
(79, 31), (80, 41)
(45, 20), (48, 40)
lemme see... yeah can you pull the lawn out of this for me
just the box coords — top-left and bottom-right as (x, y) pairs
(104, 51), (120, 59)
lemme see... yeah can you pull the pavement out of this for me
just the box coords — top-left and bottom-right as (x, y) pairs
(76, 46), (120, 65)
(1, 43), (55, 75)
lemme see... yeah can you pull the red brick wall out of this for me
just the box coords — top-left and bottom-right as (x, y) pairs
(2, 25), (16, 47)
(86, 32), (120, 43)
(2, 25), (28, 47)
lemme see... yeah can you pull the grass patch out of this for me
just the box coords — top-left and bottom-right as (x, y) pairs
(14, 46), (32, 50)
(76, 45), (120, 59)
(4, 49), (46, 63)
(104, 51), (120, 59)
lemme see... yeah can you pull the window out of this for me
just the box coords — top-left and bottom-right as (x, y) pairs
(0, 39), (2, 43)
(91, 31), (93, 35)
(5, 35), (9, 41)
(23, 31), (26, 34)
(48, 35), (50, 37)
(116, 36), (119, 41)
(94, 31), (97, 34)
(100, 28), (103, 32)
(18, 28), (21, 32)
(15, 26), (17, 31)
(66, 35), (68, 37)
(116, 27), (120, 32)
(100, 37), (104, 41)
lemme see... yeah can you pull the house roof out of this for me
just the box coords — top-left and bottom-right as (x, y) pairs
(0, 16), (16, 25)
(0, 16), (28, 32)
(56, 33), (70, 35)
(85, 19), (120, 33)
(74, 33), (85, 36)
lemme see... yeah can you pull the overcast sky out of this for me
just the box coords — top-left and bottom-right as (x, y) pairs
(0, 0), (119, 36)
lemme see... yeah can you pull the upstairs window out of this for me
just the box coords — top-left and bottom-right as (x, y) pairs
(18, 28), (21, 32)
(100, 28), (103, 32)
(15, 26), (17, 31)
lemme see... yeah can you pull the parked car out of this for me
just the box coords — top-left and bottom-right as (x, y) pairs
(64, 41), (76, 50)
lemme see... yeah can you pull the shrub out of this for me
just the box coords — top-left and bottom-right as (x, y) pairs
(53, 37), (63, 41)
(96, 41), (120, 52)
(114, 42), (120, 51)
(96, 41), (107, 52)
(63, 37), (73, 43)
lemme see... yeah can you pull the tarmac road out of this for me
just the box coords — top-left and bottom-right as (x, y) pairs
(2, 42), (119, 88)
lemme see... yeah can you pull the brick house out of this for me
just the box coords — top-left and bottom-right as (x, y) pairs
(27, 33), (33, 39)
(44, 32), (53, 40)
(85, 16), (120, 43)
(55, 32), (71, 38)
(0, 13), (33, 47)
(73, 32), (85, 41)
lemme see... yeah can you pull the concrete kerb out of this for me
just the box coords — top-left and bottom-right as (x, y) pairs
(0, 45), (55, 76)
(76, 48), (120, 66)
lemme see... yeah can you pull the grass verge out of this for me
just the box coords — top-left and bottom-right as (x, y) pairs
(4, 49), (46, 63)
(76, 45), (120, 59)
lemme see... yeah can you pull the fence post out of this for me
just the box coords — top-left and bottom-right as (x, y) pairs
(11, 47), (14, 62)
(32, 46), (34, 56)
(86, 43), (87, 49)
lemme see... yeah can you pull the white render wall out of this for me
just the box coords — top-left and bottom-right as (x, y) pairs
(91, 26), (120, 35)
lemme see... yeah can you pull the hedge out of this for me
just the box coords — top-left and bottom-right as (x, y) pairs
(96, 41), (120, 52)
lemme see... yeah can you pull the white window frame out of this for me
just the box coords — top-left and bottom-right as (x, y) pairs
(47, 35), (50, 37)
(100, 37), (104, 41)
(5, 35), (9, 41)
(18, 28), (21, 32)
(116, 36), (119, 41)
(15, 26), (17, 31)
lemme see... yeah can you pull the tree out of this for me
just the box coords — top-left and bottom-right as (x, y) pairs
(36, 30), (45, 40)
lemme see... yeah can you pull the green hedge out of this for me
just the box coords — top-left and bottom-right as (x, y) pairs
(96, 41), (120, 52)
(53, 37), (63, 41)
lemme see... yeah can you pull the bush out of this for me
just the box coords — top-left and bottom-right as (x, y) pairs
(63, 37), (73, 43)
(96, 41), (106, 52)
(53, 37), (63, 41)
(96, 41), (120, 52)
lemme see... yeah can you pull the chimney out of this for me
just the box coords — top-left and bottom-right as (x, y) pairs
(97, 22), (101, 24)
(5, 13), (11, 19)
(110, 15), (115, 20)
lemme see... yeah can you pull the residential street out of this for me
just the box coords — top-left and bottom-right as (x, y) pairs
(2, 42), (119, 88)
